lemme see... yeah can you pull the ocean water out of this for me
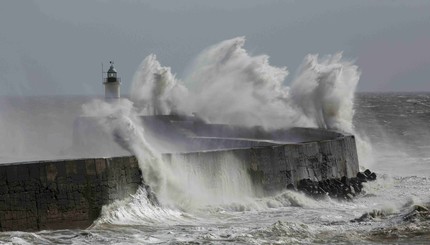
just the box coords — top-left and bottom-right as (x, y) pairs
(1, 37), (429, 244)
(0, 92), (429, 244)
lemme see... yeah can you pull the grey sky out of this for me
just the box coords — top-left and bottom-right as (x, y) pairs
(0, 0), (429, 96)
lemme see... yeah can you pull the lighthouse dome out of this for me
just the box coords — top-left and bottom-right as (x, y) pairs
(107, 64), (117, 74)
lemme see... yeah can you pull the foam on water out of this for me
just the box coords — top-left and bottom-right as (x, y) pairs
(93, 187), (188, 226)
(81, 101), (259, 223)
(37, 38), (427, 244)
(78, 37), (373, 228)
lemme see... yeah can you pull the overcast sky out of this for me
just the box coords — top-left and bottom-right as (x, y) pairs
(1, 0), (429, 96)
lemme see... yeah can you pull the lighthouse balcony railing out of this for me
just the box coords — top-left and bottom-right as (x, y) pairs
(104, 78), (121, 84)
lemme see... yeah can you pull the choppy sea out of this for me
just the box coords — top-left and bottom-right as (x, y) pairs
(0, 92), (429, 244)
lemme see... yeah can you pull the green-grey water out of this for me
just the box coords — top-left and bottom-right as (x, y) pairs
(0, 93), (429, 244)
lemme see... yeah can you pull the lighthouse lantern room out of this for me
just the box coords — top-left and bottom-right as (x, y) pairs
(103, 61), (121, 100)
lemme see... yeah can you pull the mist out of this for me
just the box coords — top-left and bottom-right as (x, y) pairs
(0, 37), (364, 166)
(131, 37), (360, 132)
(0, 96), (90, 163)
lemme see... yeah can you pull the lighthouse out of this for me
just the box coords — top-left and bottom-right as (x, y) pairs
(103, 61), (121, 100)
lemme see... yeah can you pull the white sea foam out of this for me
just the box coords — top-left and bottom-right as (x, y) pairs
(130, 54), (187, 115)
(93, 187), (188, 226)
(82, 99), (259, 222)
(131, 37), (361, 133)
(86, 37), (370, 225)
(165, 152), (256, 210)
(130, 37), (373, 165)
(290, 53), (359, 132)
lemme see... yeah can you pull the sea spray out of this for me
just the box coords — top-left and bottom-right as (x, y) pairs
(174, 37), (308, 129)
(130, 54), (186, 115)
(94, 187), (187, 226)
(81, 98), (258, 214)
(176, 37), (296, 128)
(131, 37), (361, 133)
(82, 99), (193, 210)
(131, 37), (373, 165)
(167, 152), (256, 209)
(88, 36), (372, 224)
(289, 53), (373, 166)
(290, 53), (359, 132)
(81, 99), (168, 195)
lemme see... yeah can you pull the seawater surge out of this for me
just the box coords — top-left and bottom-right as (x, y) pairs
(82, 37), (365, 226)
(81, 98), (256, 212)
(0, 37), (365, 232)
(129, 36), (372, 164)
(131, 37), (360, 132)
(0, 118), (362, 231)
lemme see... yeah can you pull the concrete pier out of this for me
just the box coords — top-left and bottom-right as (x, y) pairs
(0, 156), (141, 231)
(0, 115), (361, 231)
(164, 130), (359, 194)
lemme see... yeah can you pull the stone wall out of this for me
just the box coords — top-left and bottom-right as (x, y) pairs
(0, 126), (359, 231)
(0, 156), (141, 231)
(164, 134), (359, 194)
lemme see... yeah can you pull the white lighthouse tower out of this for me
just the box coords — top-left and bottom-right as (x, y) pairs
(103, 61), (121, 100)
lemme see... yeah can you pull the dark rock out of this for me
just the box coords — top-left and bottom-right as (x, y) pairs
(357, 172), (367, 181)
(296, 169), (377, 200)
(363, 169), (377, 181)
(364, 169), (372, 177)
(286, 183), (296, 191)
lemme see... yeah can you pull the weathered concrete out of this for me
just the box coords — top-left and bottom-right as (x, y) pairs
(0, 115), (361, 231)
(0, 156), (141, 231)
(164, 132), (359, 194)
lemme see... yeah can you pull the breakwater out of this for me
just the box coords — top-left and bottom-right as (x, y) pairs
(164, 132), (359, 194)
(0, 156), (141, 231)
(0, 125), (360, 231)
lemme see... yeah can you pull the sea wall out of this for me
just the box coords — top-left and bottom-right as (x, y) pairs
(0, 156), (141, 231)
(165, 134), (359, 194)
(0, 127), (359, 231)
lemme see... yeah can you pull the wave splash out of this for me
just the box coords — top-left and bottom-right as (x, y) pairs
(131, 37), (360, 132)
(85, 37), (367, 225)
(131, 36), (373, 165)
